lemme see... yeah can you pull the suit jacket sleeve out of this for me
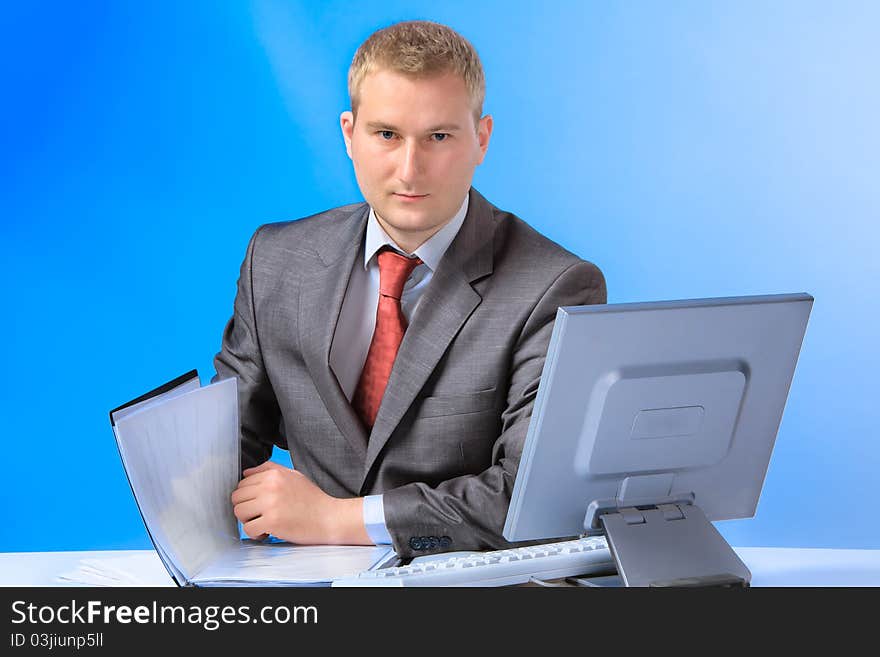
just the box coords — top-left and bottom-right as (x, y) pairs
(212, 226), (282, 471)
(381, 260), (607, 557)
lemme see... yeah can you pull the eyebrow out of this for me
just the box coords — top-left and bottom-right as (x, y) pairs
(365, 121), (462, 133)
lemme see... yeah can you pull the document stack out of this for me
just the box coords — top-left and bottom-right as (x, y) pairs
(109, 371), (396, 587)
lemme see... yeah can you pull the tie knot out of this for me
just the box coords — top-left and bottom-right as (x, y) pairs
(377, 247), (422, 300)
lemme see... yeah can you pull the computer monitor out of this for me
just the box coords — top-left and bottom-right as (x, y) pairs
(503, 293), (813, 586)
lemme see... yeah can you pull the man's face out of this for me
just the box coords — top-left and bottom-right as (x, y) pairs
(340, 69), (492, 251)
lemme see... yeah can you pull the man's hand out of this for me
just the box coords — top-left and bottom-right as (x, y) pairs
(230, 461), (371, 545)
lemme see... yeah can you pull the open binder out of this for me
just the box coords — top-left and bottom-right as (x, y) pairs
(109, 371), (396, 586)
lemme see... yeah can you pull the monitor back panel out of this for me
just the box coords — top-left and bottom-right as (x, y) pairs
(504, 293), (813, 542)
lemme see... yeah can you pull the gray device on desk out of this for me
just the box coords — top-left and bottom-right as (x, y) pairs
(503, 292), (813, 587)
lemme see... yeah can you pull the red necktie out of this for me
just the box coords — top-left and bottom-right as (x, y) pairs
(352, 247), (423, 429)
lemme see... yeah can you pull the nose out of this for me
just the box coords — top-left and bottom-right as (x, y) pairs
(397, 139), (422, 184)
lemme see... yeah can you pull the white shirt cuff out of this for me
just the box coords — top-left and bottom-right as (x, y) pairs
(362, 494), (393, 545)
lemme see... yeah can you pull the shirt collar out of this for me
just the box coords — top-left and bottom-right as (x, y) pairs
(363, 194), (469, 272)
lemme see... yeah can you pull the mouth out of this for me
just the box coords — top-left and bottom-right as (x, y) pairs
(392, 192), (429, 201)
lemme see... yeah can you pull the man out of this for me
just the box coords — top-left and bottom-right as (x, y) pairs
(215, 20), (606, 559)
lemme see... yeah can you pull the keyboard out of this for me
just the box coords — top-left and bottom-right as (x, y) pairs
(331, 535), (615, 587)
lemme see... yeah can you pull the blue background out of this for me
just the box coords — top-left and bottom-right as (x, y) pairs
(2, 1), (877, 552)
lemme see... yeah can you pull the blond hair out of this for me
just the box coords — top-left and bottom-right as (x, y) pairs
(348, 20), (486, 127)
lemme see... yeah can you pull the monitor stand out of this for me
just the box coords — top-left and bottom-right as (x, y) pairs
(590, 503), (751, 587)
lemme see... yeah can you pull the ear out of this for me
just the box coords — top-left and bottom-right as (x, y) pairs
(475, 114), (493, 165)
(340, 110), (355, 159)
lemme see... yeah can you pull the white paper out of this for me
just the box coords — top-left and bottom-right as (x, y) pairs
(113, 377), (241, 581)
(111, 375), (201, 425)
(194, 542), (396, 586)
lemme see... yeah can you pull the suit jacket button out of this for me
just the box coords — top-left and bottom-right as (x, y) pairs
(440, 536), (452, 549)
(409, 537), (423, 551)
(428, 536), (440, 549)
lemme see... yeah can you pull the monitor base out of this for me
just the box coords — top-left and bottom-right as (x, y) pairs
(598, 503), (751, 588)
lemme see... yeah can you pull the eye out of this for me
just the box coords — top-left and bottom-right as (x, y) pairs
(378, 130), (395, 140)
(431, 133), (449, 142)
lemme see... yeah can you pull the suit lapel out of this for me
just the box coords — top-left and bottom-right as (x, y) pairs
(299, 204), (370, 460)
(361, 188), (496, 484)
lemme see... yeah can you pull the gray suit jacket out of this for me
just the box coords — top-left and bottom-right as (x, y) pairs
(213, 187), (606, 558)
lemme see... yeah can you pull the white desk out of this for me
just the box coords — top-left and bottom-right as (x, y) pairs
(0, 550), (175, 587)
(1, 547), (878, 587)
